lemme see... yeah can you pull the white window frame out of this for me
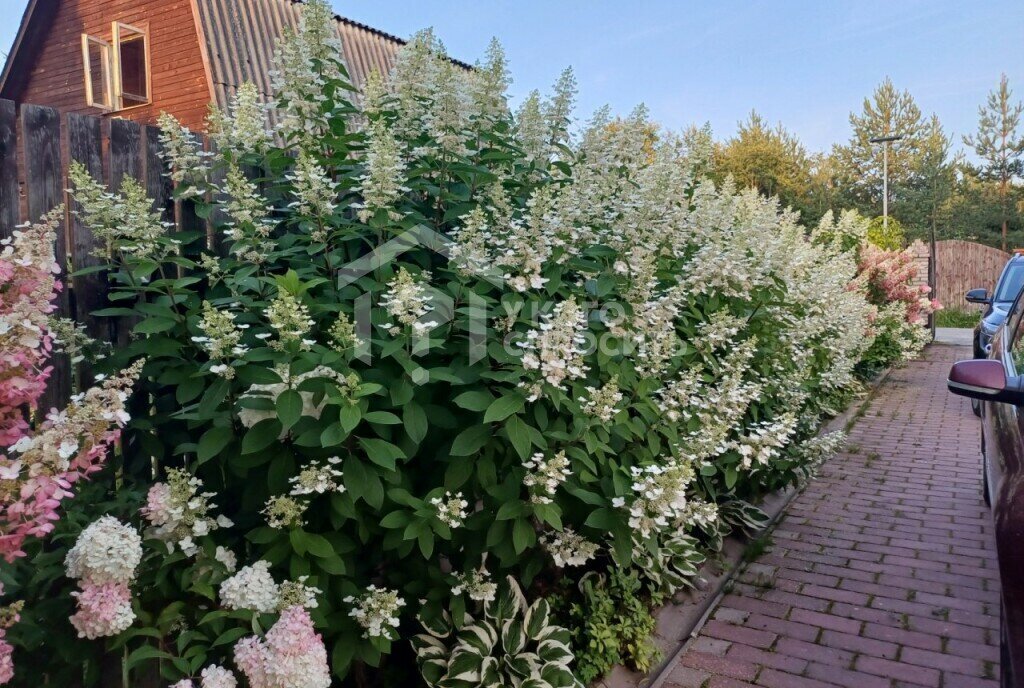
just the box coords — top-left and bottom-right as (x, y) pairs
(111, 21), (151, 110)
(81, 34), (113, 111)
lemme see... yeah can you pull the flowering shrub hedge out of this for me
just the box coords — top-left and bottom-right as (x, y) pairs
(0, 3), (927, 686)
(857, 243), (940, 373)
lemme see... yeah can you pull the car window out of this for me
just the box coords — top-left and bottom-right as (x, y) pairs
(995, 262), (1024, 303)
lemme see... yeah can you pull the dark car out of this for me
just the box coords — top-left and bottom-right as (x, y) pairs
(947, 292), (1024, 688)
(967, 255), (1024, 359)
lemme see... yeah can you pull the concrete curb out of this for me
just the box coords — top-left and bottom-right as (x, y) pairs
(596, 364), (896, 688)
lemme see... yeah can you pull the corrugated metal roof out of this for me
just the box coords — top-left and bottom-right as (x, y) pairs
(194, 0), (468, 111)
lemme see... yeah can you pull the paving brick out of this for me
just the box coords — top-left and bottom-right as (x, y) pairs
(725, 643), (807, 674)
(787, 608), (861, 635)
(680, 652), (757, 682)
(819, 629), (899, 659)
(657, 347), (1001, 688)
(856, 655), (942, 686)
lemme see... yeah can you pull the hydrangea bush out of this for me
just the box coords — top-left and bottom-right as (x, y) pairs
(1, 2), (929, 685)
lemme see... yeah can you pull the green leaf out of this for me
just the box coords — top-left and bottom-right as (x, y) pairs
(504, 415), (532, 461)
(450, 425), (491, 456)
(453, 390), (493, 411)
(403, 402), (428, 444)
(364, 411), (402, 425)
(241, 419), (281, 454)
(197, 426), (233, 465)
(484, 392), (525, 423)
(584, 507), (618, 530)
(133, 317), (177, 335)
(276, 389), (303, 430)
(359, 438), (405, 471)
(512, 518), (536, 554)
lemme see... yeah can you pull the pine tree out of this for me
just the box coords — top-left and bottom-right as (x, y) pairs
(903, 115), (957, 243)
(832, 78), (927, 221)
(963, 74), (1024, 251)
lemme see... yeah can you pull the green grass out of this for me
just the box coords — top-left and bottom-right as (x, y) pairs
(935, 308), (980, 328)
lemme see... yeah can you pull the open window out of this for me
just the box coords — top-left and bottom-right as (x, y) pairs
(81, 22), (150, 111)
(81, 34), (113, 110)
(112, 22), (149, 108)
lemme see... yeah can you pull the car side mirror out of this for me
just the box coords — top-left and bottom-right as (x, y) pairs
(948, 359), (1024, 404)
(965, 288), (991, 304)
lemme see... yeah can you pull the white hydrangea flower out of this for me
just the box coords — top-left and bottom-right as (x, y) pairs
(451, 564), (497, 602)
(64, 516), (143, 585)
(431, 491), (469, 529)
(542, 529), (599, 568)
(220, 561), (280, 614)
(345, 585), (405, 640)
(522, 451), (571, 505)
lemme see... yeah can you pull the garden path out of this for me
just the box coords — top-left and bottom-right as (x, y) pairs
(659, 343), (1002, 688)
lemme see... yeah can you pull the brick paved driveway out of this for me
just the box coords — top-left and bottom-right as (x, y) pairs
(662, 344), (1002, 688)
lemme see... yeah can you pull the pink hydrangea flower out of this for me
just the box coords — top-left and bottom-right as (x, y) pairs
(68, 581), (135, 639)
(0, 629), (13, 685)
(233, 606), (330, 688)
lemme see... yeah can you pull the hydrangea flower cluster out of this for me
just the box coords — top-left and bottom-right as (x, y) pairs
(287, 152), (339, 223)
(289, 457), (344, 496)
(262, 495), (307, 529)
(1, 359), (143, 562)
(64, 516), (142, 639)
(156, 112), (210, 196)
(268, 0), (345, 149)
(541, 528), (600, 568)
(345, 586), (405, 640)
(612, 459), (699, 538)
(233, 605), (331, 688)
(141, 468), (231, 555)
(522, 451), (571, 505)
(0, 595), (20, 685)
(450, 565), (498, 602)
(194, 301), (249, 378)
(220, 561), (280, 614)
(431, 491), (469, 529)
(579, 377), (624, 422)
(380, 268), (436, 336)
(171, 664), (239, 688)
(519, 298), (589, 400)
(0, 209), (60, 451)
(354, 120), (409, 223)
(208, 81), (271, 156)
(222, 165), (276, 264)
(266, 291), (316, 351)
(734, 413), (800, 470)
(69, 162), (174, 261)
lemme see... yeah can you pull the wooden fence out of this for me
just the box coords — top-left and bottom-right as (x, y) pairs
(935, 240), (1010, 310)
(0, 98), (212, 410)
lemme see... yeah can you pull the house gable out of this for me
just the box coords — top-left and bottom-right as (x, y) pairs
(2, 0), (212, 129)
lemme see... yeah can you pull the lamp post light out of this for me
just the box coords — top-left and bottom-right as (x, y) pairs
(869, 134), (904, 229)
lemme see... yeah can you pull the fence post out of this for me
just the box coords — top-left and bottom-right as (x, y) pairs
(0, 99), (19, 240)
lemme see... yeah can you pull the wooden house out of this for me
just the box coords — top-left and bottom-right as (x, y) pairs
(0, 0), (429, 130)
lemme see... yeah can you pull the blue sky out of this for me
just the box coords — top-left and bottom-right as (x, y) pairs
(2, 0), (1022, 154)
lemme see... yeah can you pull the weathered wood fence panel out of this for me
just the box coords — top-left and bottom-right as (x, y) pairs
(0, 100), (18, 240)
(935, 240), (1011, 310)
(67, 113), (109, 344)
(0, 98), (215, 400)
(22, 104), (71, 408)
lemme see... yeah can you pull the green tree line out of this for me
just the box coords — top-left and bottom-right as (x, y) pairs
(707, 75), (1024, 250)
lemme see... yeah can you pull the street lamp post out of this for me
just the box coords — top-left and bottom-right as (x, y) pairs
(869, 134), (904, 229)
